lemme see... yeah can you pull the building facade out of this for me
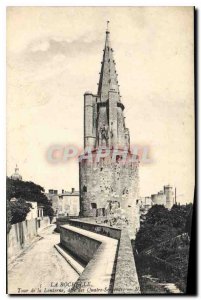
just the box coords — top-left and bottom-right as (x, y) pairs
(137, 197), (153, 216)
(79, 24), (140, 232)
(151, 190), (167, 206)
(47, 188), (80, 217)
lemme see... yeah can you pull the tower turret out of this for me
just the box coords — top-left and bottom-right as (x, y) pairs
(96, 21), (129, 149)
(84, 91), (96, 148)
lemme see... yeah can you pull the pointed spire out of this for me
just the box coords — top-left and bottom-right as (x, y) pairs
(97, 22), (121, 102)
(106, 20), (110, 34)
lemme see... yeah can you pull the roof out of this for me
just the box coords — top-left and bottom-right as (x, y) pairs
(97, 21), (121, 102)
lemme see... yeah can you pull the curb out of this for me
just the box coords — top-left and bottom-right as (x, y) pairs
(54, 244), (84, 275)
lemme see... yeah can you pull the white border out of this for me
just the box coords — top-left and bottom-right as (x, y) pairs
(0, 1), (200, 299)
(0, 0), (200, 6)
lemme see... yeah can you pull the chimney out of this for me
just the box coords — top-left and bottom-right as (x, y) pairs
(72, 188), (75, 193)
(62, 189), (64, 194)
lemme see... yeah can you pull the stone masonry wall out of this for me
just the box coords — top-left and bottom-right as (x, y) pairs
(60, 222), (140, 294)
(60, 226), (101, 264)
(113, 229), (141, 294)
(7, 218), (38, 261)
(80, 153), (139, 221)
(68, 219), (121, 239)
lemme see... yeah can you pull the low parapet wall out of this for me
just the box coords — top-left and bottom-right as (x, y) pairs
(60, 221), (141, 294)
(68, 219), (121, 240)
(60, 225), (101, 265)
(56, 216), (78, 232)
(113, 229), (141, 294)
(60, 225), (118, 294)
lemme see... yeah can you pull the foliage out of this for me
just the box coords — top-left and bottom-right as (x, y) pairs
(136, 224), (178, 253)
(134, 204), (193, 293)
(9, 198), (32, 224)
(7, 177), (54, 230)
(43, 205), (54, 217)
(184, 205), (193, 237)
(6, 200), (12, 233)
(7, 177), (49, 206)
(135, 204), (193, 253)
(170, 204), (193, 232)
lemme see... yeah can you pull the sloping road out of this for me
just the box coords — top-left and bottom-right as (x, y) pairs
(8, 225), (79, 294)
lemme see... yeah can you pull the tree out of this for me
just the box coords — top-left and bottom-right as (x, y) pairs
(9, 198), (32, 224)
(7, 200), (12, 233)
(140, 205), (170, 227)
(43, 205), (54, 218)
(135, 204), (193, 253)
(7, 177), (54, 229)
(185, 205), (193, 236)
(7, 177), (50, 206)
(134, 204), (193, 293)
(171, 203), (193, 232)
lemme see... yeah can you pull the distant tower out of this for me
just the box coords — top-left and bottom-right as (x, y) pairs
(164, 185), (174, 209)
(11, 164), (22, 181)
(79, 23), (140, 236)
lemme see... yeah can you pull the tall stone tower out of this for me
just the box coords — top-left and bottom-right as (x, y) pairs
(79, 22), (140, 234)
(164, 185), (175, 209)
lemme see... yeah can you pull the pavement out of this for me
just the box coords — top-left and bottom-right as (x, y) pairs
(7, 224), (79, 294)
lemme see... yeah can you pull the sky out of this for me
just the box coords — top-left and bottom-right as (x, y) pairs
(7, 7), (194, 203)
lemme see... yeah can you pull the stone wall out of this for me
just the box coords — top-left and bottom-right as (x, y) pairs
(113, 229), (140, 294)
(60, 224), (118, 294)
(68, 219), (121, 239)
(8, 216), (51, 262)
(7, 218), (38, 261)
(60, 222), (140, 294)
(84, 93), (97, 148)
(60, 225), (101, 264)
(56, 216), (79, 232)
(80, 154), (139, 216)
(26, 201), (38, 220)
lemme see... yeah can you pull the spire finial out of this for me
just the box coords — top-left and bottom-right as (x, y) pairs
(98, 21), (121, 102)
(106, 20), (110, 34)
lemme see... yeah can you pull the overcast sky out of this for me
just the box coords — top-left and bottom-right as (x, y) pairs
(7, 7), (194, 203)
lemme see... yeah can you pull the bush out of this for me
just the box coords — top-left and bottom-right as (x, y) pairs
(7, 177), (54, 231)
(134, 204), (193, 293)
(7, 200), (12, 233)
(9, 198), (32, 224)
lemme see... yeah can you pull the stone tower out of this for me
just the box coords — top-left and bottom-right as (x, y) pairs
(164, 185), (174, 209)
(79, 23), (140, 233)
